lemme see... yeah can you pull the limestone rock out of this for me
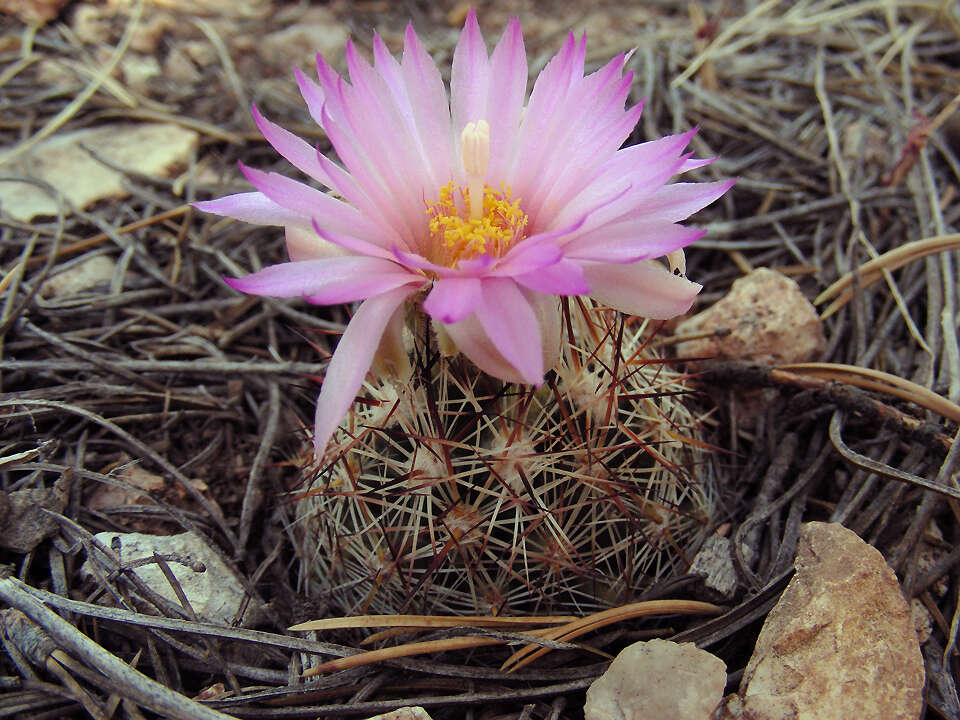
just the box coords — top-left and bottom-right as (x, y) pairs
(675, 268), (825, 364)
(0, 474), (70, 553)
(39, 255), (117, 298)
(362, 709), (432, 720)
(0, 123), (198, 221)
(82, 532), (262, 626)
(585, 639), (726, 720)
(737, 522), (924, 720)
(689, 534), (738, 600)
(258, 7), (348, 71)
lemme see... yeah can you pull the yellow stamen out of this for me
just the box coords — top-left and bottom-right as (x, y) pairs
(426, 182), (528, 268)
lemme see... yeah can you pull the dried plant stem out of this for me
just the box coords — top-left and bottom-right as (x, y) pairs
(0, 577), (234, 720)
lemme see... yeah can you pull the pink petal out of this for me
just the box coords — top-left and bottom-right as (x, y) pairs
(617, 180), (736, 224)
(311, 221), (396, 262)
(528, 290), (562, 374)
(193, 192), (308, 228)
(239, 163), (386, 243)
(562, 223), (706, 263)
(583, 260), (702, 319)
(285, 227), (347, 262)
(514, 259), (589, 295)
(485, 18), (526, 180)
(474, 278), (543, 384)
(317, 104), (418, 249)
(443, 287), (560, 384)
(224, 255), (416, 300)
(423, 277), (482, 323)
(314, 285), (418, 457)
(451, 7), (490, 137)
(401, 24), (454, 188)
(371, 297), (411, 380)
(442, 312), (527, 384)
(251, 104), (330, 186)
(294, 67), (325, 127)
(492, 241), (562, 276)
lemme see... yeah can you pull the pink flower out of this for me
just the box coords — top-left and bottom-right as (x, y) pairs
(195, 11), (733, 456)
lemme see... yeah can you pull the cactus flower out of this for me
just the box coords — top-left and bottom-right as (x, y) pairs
(195, 10), (733, 456)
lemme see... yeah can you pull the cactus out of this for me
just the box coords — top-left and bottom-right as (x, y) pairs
(292, 298), (715, 616)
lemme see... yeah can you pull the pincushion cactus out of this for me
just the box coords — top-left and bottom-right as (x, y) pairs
(293, 299), (714, 615)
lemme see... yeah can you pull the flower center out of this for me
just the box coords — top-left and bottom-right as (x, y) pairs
(424, 120), (529, 268)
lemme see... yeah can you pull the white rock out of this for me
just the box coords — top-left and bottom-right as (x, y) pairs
(736, 522), (924, 720)
(0, 123), (197, 221)
(83, 532), (262, 626)
(39, 255), (116, 298)
(689, 534), (738, 600)
(362, 709), (432, 720)
(258, 7), (348, 70)
(585, 639), (727, 720)
(676, 268), (825, 365)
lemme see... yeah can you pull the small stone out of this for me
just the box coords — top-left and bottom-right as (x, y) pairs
(164, 47), (202, 85)
(910, 599), (933, 645)
(258, 7), (348, 71)
(737, 522), (924, 720)
(82, 532), (263, 626)
(0, 123), (198, 221)
(585, 639), (727, 720)
(39, 255), (117, 298)
(362, 709), (432, 720)
(0, 0), (70, 25)
(71, 4), (113, 44)
(675, 268), (825, 365)
(128, 11), (175, 54)
(0, 475), (71, 553)
(689, 534), (738, 600)
(121, 54), (162, 96)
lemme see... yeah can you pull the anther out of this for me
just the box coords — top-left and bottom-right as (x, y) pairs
(460, 120), (490, 221)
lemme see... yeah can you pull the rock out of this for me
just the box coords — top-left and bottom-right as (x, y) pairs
(82, 532), (262, 626)
(121, 54), (162, 96)
(258, 7), (348, 70)
(0, 474), (71, 553)
(0, 0), (70, 25)
(585, 639), (727, 720)
(39, 255), (117, 298)
(675, 268), (825, 364)
(164, 47), (202, 85)
(362, 709), (432, 720)
(0, 123), (198, 221)
(910, 598), (933, 645)
(735, 522), (924, 720)
(689, 534), (738, 600)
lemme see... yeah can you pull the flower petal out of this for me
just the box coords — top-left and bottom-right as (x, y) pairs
(442, 312), (527, 384)
(224, 255), (418, 301)
(583, 260), (702, 319)
(514, 259), (589, 295)
(485, 18), (526, 180)
(251, 104), (330, 186)
(474, 278), (543, 384)
(451, 7), (490, 137)
(239, 163), (386, 243)
(314, 285), (418, 456)
(285, 227), (347, 262)
(423, 277), (482, 323)
(193, 192), (309, 228)
(401, 23), (454, 187)
(562, 223), (706, 263)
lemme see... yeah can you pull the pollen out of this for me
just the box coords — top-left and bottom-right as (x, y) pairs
(425, 182), (529, 267)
